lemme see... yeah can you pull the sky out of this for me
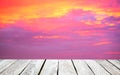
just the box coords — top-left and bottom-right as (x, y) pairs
(0, 0), (120, 58)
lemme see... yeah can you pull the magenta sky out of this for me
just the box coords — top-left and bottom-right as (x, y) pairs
(0, 0), (120, 58)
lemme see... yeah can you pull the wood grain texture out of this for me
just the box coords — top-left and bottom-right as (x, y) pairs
(96, 60), (120, 75)
(108, 60), (120, 69)
(85, 60), (110, 75)
(0, 60), (30, 75)
(40, 60), (58, 75)
(0, 60), (16, 73)
(59, 60), (77, 75)
(73, 60), (94, 75)
(0, 60), (120, 75)
(20, 60), (44, 75)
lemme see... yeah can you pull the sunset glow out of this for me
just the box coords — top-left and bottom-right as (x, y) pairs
(0, 0), (120, 58)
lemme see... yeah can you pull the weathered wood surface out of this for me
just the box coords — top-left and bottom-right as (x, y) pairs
(0, 60), (120, 75)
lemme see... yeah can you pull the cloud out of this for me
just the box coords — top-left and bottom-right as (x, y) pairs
(0, 0), (120, 58)
(0, 0), (78, 23)
(93, 41), (112, 46)
(33, 35), (70, 39)
(0, 0), (120, 24)
(74, 29), (107, 37)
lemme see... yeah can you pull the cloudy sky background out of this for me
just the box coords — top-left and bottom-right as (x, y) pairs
(0, 0), (120, 58)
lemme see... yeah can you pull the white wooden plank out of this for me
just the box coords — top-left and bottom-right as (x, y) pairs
(0, 59), (119, 75)
(59, 60), (77, 75)
(40, 60), (58, 75)
(73, 60), (94, 75)
(20, 60), (44, 75)
(96, 60), (120, 75)
(85, 60), (110, 75)
(108, 60), (120, 69)
(0, 60), (30, 75)
(0, 60), (3, 62)
(0, 60), (16, 73)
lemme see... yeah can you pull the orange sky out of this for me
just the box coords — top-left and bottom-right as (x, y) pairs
(0, 0), (120, 24)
